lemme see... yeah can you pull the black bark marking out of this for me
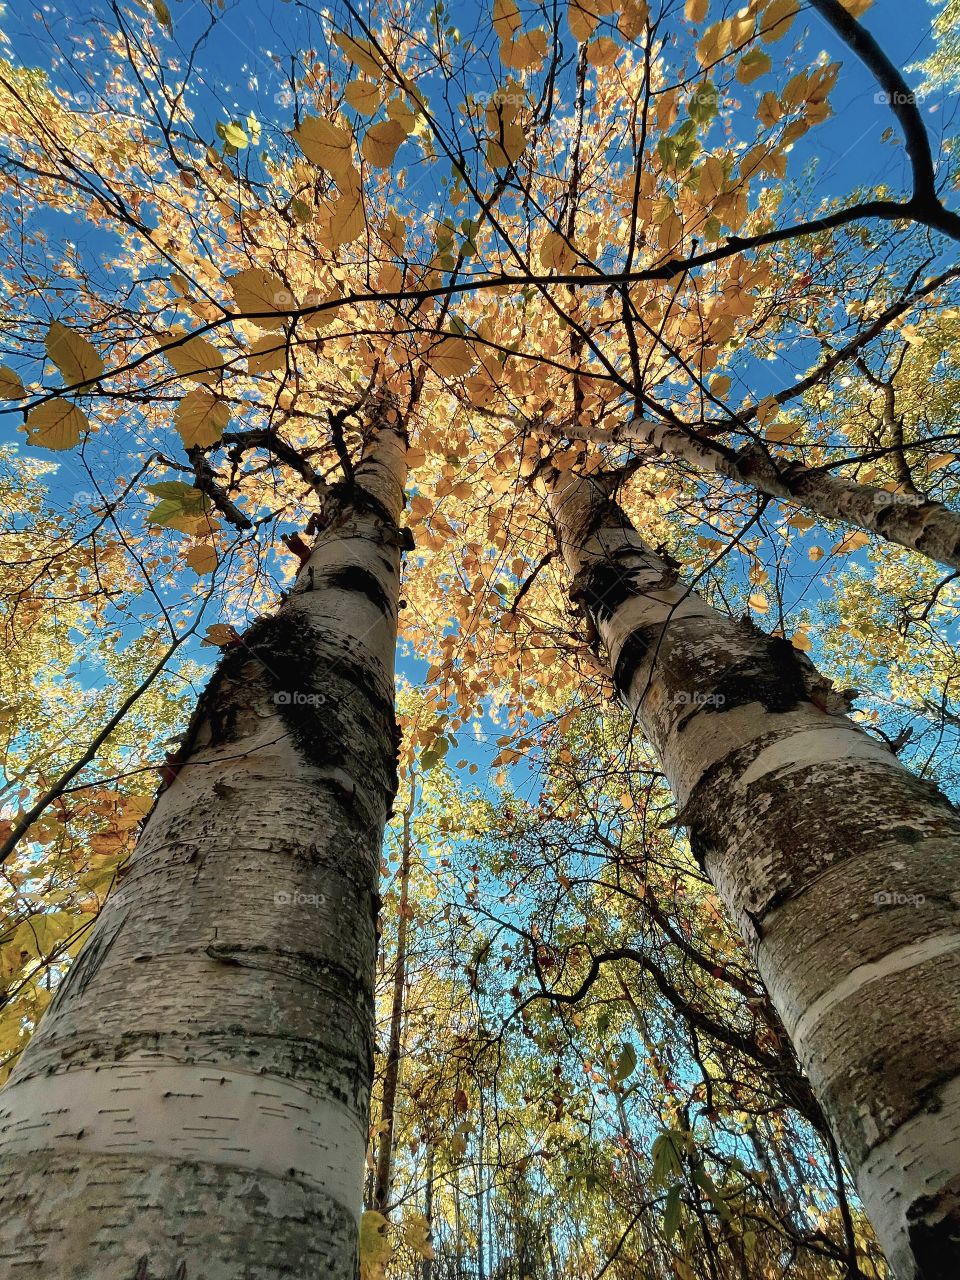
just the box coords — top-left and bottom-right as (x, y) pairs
(907, 1177), (960, 1280)
(577, 560), (639, 623)
(612, 629), (652, 699)
(163, 612), (399, 794)
(706, 636), (810, 716)
(327, 480), (396, 528)
(318, 565), (392, 616)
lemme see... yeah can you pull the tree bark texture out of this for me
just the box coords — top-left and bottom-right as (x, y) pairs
(546, 466), (960, 1280)
(567, 417), (960, 573)
(0, 410), (410, 1279)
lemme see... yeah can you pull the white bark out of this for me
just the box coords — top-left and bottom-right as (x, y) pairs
(565, 417), (960, 573)
(0, 412), (410, 1279)
(547, 467), (960, 1280)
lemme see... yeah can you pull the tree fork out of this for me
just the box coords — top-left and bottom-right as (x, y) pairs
(546, 466), (960, 1280)
(0, 405), (410, 1279)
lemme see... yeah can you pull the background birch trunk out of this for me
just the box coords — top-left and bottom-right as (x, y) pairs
(546, 466), (960, 1280)
(563, 418), (960, 572)
(0, 410), (410, 1280)
(371, 780), (414, 1217)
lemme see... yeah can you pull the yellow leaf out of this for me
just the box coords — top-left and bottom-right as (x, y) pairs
(344, 79), (382, 115)
(698, 154), (725, 202)
(619, 0), (649, 40)
(229, 267), (293, 330)
(785, 512), (815, 531)
(402, 1211), (435, 1261)
(710, 374), (731, 397)
(759, 0), (799, 43)
(386, 97), (417, 133)
(0, 365), (25, 399)
(202, 623), (237, 648)
(925, 453), (955, 473)
(586, 36), (619, 66)
(568, 0), (599, 41)
(432, 337), (475, 378)
(500, 28), (549, 69)
(755, 394), (778, 427)
(186, 543), (218, 574)
(748, 592), (769, 613)
(247, 334), (288, 375)
(303, 287), (345, 330)
(362, 119), (407, 168)
(808, 545), (824, 562)
(323, 174), (366, 246)
(791, 631), (812, 652)
(839, 0), (872, 13)
(758, 91), (782, 127)
(486, 121), (527, 168)
(291, 115), (354, 180)
(359, 1210), (393, 1280)
(540, 229), (576, 272)
(736, 49), (772, 84)
(24, 398), (88, 450)
(161, 332), (223, 384)
(831, 531), (870, 555)
(492, 0), (522, 41)
(685, 0), (708, 19)
(332, 31), (383, 78)
(45, 321), (104, 386)
(174, 390), (230, 448)
(765, 420), (800, 443)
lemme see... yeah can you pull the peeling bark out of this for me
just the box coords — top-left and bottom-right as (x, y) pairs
(547, 467), (960, 1280)
(0, 411), (410, 1279)
(566, 417), (960, 574)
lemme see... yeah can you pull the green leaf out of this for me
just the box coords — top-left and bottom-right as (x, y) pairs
(421, 736), (449, 771)
(651, 1129), (686, 1186)
(664, 1183), (682, 1241)
(217, 121), (248, 148)
(688, 81), (718, 125)
(145, 480), (201, 501)
(613, 1041), (637, 1081)
(145, 480), (210, 526)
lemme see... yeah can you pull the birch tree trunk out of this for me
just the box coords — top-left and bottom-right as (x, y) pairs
(565, 418), (960, 572)
(372, 781), (414, 1216)
(546, 466), (960, 1280)
(0, 409), (410, 1279)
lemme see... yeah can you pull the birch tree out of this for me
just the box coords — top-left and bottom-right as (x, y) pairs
(0, 406), (409, 1277)
(546, 461), (960, 1279)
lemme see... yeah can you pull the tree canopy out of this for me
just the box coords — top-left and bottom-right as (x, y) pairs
(1, 0), (959, 1275)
